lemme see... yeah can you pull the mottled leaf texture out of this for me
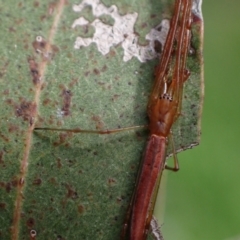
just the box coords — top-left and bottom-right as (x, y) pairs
(0, 0), (203, 239)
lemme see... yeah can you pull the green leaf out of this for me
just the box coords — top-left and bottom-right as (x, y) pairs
(0, 0), (203, 239)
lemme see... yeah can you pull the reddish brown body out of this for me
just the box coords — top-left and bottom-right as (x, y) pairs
(130, 135), (166, 239)
(127, 0), (193, 239)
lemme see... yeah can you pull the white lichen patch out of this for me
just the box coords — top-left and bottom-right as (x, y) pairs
(193, 0), (203, 19)
(71, 0), (170, 62)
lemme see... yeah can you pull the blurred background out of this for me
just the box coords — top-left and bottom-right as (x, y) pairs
(159, 1), (240, 239)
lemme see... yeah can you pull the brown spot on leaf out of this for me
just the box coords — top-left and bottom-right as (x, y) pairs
(6, 182), (12, 193)
(61, 89), (72, 117)
(68, 78), (78, 88)
(78, 204), (85, 214)
(108, 178), (116, 187)
(87, 191), (93, 201)
(93, 68), (100, 75)
(111, 94), (120, 102)
(0, 202), (6, 209)
(32, 36), (47, 55)
(101, 65), (107, 72)
(84, 71), (90, 77)
(0, 133), (9, 142)
(32, 36), (59, 61)
(33, 1), (39, 7)
(191, 104), (196, 109)
(116, 196), (123, 204)
(49, 177), (57, 185)
(11, 178), (18, 188)
(0, 61), (9, 78)
(15, 18), (24, 25)
(26, 217), (35, 228)
(107, 49), (116, 58)
(57, 235), (64, 240)
(32, 178), (42, 186)
(3, 179), (17, 194)
(43, 98), (51, 106)
(61, 184), (78, 208)
(91, 115), (104, 130)
(48, 2), (58, 15)
(56, 158), (62, 168)
(66, 184), (78, 199)
(9, 27), (16, 32)
(41, 13), (49, 21)
(0, 151), (4, 165)
(97, 81), (105, 86)
(3, 89), (9, 95)
(15, 100), (36, 125)
(141, 22), (147, 28)
(130, 164), (136, 170)
(53, 132), (72, 147)
(8, 124), (19, 133)
(135, 131), (144, 141)
(27, 57), (41, 85)
(51, 44), (59, 54)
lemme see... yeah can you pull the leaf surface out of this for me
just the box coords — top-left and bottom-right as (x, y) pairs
(0, 0), (203, 239)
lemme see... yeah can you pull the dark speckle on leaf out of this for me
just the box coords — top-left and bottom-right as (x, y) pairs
(61, 88), (72, 117)
(32, 178), (42, 186)
(15, 100), (36, 125)
(93, 68), (100, 75)
(26, 217), (35, 228)
(78, 204), (85, 214)
(0, 202), (6, 209)
(27, 57), (41, 85)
